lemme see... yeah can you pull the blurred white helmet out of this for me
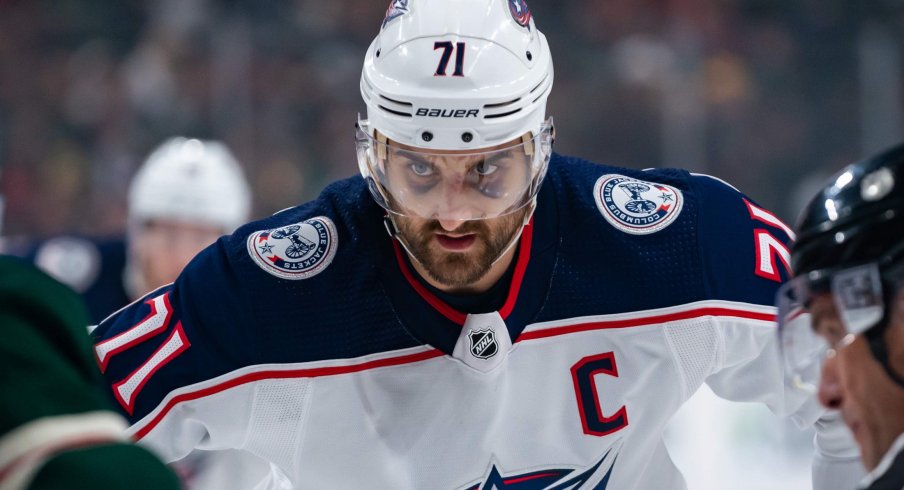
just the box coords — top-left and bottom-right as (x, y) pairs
(357, 0), (555, 221)
(128, 137), (251, 232)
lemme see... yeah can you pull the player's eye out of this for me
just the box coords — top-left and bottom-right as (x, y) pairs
(473, 159), (498, 176)
(409, 161), (434, 177)
(811, 316), (847, 348)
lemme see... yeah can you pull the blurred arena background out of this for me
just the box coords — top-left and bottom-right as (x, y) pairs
(1, 0), (902, 237)
(1, 1), (902, 488)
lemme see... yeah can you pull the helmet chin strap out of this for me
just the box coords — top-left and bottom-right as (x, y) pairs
(490, 199), (536, 266)
(382, 213), (425, 269)
(382, 198), (537, 272)
(863, 281), (904, 389)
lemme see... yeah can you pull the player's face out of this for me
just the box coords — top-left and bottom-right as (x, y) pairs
(394, 204), (529, 292)
(814, 293), (904, 470)
(384, 136), (533, 291)
(132, 219), (223, 291)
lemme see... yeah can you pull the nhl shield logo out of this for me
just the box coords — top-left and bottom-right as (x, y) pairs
(594, 174), (684, 235)
(468, 328), (498, 359)
(246, 217), (338, 280)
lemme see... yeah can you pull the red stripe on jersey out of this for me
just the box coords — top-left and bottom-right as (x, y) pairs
(504, 472), (560, 484)
(498, 219), (533, 319)
(133, 348), (445, 441)
(518, 307), (776, 342)
(391, 240), (466, 324)
(390, 217), (535, 325)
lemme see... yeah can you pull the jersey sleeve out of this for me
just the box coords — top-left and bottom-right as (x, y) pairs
(689, 174), (864, 489)
(686, 173), (794, 407)
(90, 237), (257, 463)
(692, 173), (794, 306)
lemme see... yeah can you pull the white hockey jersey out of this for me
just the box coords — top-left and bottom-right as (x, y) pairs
(92, 154), (857, 489)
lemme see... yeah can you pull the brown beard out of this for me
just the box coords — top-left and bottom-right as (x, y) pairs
(395, 208), (528, 288)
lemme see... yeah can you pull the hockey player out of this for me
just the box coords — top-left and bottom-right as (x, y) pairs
(123, 137), (252, 303)
(2, 137), (251, 324)
(778, 142), (904, 489)
(92, 1), (861, 488)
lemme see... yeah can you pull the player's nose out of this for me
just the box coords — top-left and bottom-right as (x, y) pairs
(433, 178), (477, 228)
(436, 216), (468, 232)
(817, 352), (843, 410)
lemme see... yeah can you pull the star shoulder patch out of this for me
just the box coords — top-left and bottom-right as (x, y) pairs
(246, 216), (338, 280)
(593, 174), (684, 235)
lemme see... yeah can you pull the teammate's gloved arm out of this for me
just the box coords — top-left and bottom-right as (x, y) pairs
(811, 410), (864, 490)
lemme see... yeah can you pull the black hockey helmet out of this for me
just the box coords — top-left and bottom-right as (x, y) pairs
(778, 142), (904, 393)
(792, 142), (904, 277)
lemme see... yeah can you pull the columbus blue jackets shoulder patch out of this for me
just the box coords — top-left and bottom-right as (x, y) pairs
(246, 217), (338, 280)
(593, 174), (684, 235)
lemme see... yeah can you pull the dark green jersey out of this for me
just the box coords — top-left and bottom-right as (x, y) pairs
(0, 256), (180, 490)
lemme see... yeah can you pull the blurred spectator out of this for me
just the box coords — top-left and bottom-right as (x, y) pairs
(1, 137), (252, 324)
(1, 137), (264, 489)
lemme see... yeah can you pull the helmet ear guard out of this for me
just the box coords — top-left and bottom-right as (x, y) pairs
(355, 125), (393, 212)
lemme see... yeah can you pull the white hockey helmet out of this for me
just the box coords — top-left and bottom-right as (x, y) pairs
(128, 137), (251, 232)
(357, 0), (555, 221)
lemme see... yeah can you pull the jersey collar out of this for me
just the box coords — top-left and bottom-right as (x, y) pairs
(390, 217), (535, 325)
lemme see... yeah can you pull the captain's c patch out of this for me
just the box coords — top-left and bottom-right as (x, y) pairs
(247, 217), (338, 280)
(594, 174), (683, 235)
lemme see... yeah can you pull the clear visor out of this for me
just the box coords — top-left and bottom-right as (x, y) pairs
(777, 262), (886, 394)
(356, 117), (554, 221)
